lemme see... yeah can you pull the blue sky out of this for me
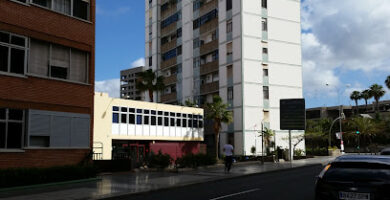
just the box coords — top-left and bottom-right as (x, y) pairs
(96, 0), (145, 81)
(95, 0), (390, 108)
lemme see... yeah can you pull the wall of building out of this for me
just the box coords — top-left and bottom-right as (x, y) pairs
(0, 0), (95, 169)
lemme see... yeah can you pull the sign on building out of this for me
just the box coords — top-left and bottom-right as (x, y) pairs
(280, 99), (306, 130)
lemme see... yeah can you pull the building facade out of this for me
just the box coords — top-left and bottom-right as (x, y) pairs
(94, 92), (204, 161)
(0, 0), (95, 169)
(145, 0), (304, 156)
(120, 66), (145, 100)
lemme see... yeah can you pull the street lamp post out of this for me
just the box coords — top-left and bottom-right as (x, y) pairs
(325, 83), (349, 154)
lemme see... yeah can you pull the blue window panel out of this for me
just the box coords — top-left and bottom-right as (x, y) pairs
(161, 12), (180, 28)
(151, 110), (156, 115)
(113, 113), (119, 123)
(137, 109), (143, 113)
(113, 106), (119, 111)
(137, 115), (142, 124)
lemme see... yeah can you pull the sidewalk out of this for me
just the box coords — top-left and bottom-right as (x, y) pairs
(0, 156), (334, 200)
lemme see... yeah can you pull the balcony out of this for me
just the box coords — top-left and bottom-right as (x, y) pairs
(200, 40), (218, 55)
(161, 39), (177, 53)
(200, 18), (218, 34)
(161, 2), (177, 20)
(200, 81), (219, 95)
(161, 22), (177, 36)
(200, 60), (218, 75)
(161, 57), (177, 70)
(164, 75), (177, 85)
(161, 92), (177, 103)
(199, 0), (218, 16)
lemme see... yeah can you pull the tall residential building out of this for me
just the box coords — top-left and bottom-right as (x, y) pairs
(145, 0), (304, 156)
(120, 66), (145, 100)
(0, 0), (95, 169)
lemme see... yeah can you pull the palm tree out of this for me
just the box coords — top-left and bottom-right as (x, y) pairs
(360, 89), (372, 112)
(136, 69), (165, 102)
(350, 91), (361, 114)
(385, 75), (390, 90)
(369, 84), (386, 112)
(205, 95), (233, 160)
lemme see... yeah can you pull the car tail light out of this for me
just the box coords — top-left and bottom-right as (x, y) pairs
(318, 164), (331, 178)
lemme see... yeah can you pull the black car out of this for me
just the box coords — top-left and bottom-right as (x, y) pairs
(380, 148), (390, 155)
(315, 155), (390, 200)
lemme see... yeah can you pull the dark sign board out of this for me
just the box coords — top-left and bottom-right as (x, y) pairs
(280, 99), (306, 130)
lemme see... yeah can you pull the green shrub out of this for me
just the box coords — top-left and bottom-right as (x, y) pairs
(176, 153), (216, 168)
(0, 165), (97, 188)
(294, 149), (305, 157)
(306, 147), (328, 156)
(147, 150), (173, 169)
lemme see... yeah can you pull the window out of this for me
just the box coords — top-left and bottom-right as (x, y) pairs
(182, 118), (187, 127)
(193, 38), (200, 49)
(226, 42), (232, 56)
(263, 69), (268, 77)
(170, 118), (175, 126)
(158, 117), (163, 125)
(129, 114), (135, 124)
(144, 116), (149, 125)
(263, 86), (269, 100)
(0, 108), (24, 149)
(228, 87), (233, 100)
(161, 12), (180, 28)
(31, 0), (90, 20)
(226, 20), (232, 33)
(176, 118), (181, 126)
(227, 65), (233, 79)
(262, 0), (267, 9)
(29, 39), (88, 83)
(262, 18), (268, 31)
(137, 115), (142, 124)
(151, 116), (156, 125)
(121, 114), (127, 123)
(53, 0), (71, 15)
(193, 0), (201, 11)
(0, 32), (27, 75)
(164, 117), (169, 126)
(226, 0), (232, 11)
(263, 48), (268, 54)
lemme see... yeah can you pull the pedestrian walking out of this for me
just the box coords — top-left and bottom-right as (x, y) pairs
(223, 142), (234, 173)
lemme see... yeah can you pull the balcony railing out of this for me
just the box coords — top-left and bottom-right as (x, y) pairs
(161, 57), (177, 70)
(161, 22), (177, 36)
(199, 0), (218, 16)
(200, 81), (219, 95)
(200, 18), (218, 34)
(161, 39), (177, 53)
(200, 60), (218, 75)
(161, 92), (177, 102)
(200, 40), (218, 55)
(164, 75), (177, 85)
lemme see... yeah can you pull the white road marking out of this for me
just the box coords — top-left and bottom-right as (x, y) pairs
(209, 188), (261, 200)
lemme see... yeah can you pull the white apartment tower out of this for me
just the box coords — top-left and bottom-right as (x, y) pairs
(145, 0), (305, 156)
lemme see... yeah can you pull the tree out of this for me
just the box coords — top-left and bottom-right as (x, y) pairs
(360, 89), (372, 112)
(205, 95), (233, 160)
(184, 99), (197, 107)
(369, 84), (385, 112)
(386, 75), (390, 90)
(350, 91), (361, 114)
(136, 69), (165, 102)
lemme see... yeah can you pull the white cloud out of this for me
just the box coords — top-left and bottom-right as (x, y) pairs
(95, 79), (120, 98)
(131, 57), (145, 68)
(301, 0), (390, 99)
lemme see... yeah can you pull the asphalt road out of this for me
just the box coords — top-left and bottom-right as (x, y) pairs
(111, 164), (324, 200)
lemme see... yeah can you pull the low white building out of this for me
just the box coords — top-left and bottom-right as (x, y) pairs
(93, 92), (204, 161)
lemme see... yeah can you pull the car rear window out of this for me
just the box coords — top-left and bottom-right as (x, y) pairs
(324, 162), (390, 182)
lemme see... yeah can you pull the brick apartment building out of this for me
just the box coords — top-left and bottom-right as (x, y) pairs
(0, 0), (95, 169)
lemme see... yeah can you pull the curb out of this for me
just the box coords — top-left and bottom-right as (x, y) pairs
(97, 163), (323, 200)
(0, 177), (102, 193)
